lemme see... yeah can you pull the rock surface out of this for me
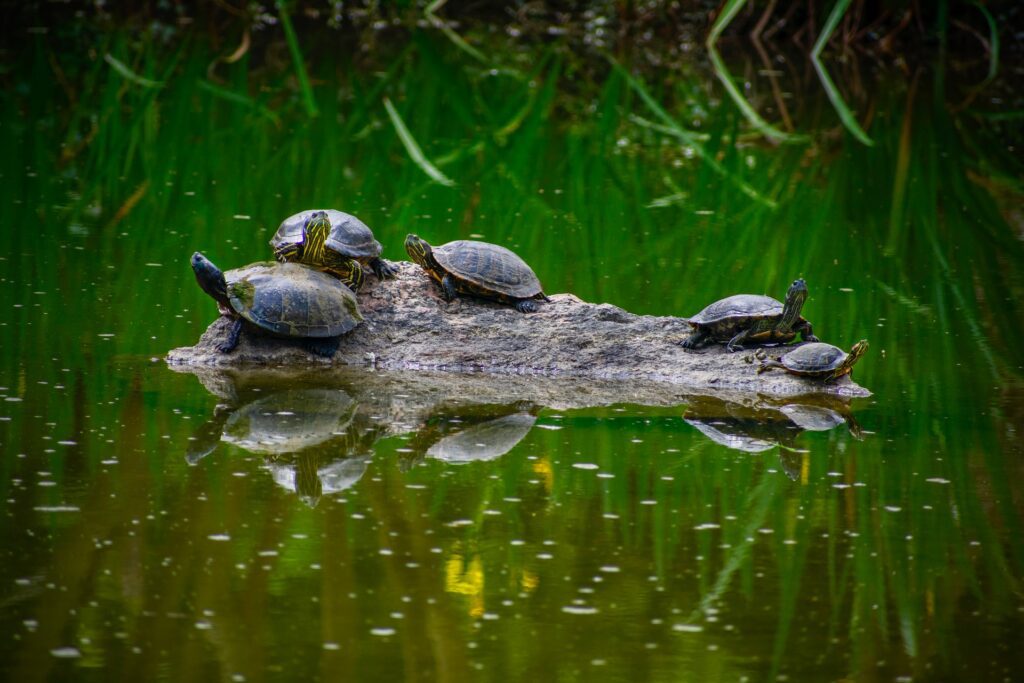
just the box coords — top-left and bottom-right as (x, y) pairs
(167, 262), (871, 398)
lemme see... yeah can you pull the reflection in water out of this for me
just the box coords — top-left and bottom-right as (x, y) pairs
(684, 395), (865, 480)
(185, 385), (376, 506)
(423, 412), (537, 465)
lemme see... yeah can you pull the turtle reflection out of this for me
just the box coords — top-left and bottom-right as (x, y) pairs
(684, 395), (864, 480)
(186, 387), (377, 506)
(403, 404), (538, 467)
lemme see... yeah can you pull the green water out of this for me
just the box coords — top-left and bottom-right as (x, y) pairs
(2, 23), (1023, 683)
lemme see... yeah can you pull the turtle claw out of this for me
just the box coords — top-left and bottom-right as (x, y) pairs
(371, 258), (399, 280)
(515, 299), (538, 313)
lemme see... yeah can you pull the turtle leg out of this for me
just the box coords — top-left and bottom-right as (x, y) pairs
(515, 298), (538, 313)
(681, 328), (709, 349)
(369, 257), (399, 280)
(757, 359), (784, 374)
(441, 274), (459, 302)
(217, 318), (243, 353)
(324, 255), (365, 292)
(795, 320), (819, 343)
(274, 243), (301, 263)
(303, 336), (341, 358)
(726, 329), (753, 352)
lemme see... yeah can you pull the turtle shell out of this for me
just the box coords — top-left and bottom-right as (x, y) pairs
(433, 240), (544, 299)
(224, 261), (363, 338)
(271, 209), (383, 259)
(779, 343), (847, 374)
(689, 294), (783, 325)
(426, 413), (537, 464)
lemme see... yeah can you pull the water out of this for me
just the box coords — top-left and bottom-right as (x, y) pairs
(2, 22), (1023, 682)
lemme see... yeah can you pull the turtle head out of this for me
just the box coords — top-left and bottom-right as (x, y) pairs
(847, 340), (869, 365)
(404, 234), (434, 267)
(779, 278), (809, 328)
(301, 211), (332, 259)
(191, 252), (230, 309)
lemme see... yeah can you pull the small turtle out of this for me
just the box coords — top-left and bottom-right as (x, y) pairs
(404, 234), (550, 313)
(191, 252), (363, 358)
(682, 279), (819, 352)
(758, 340), (869, 382)
(271, 209), (397, 291)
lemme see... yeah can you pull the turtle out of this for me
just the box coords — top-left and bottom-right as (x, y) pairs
(191, 252), (363, 358)
(682, 279), (819, 352)
(270, 209), (398, 291)
(404, 234), (550, 313)
(758, 340), (869, 381)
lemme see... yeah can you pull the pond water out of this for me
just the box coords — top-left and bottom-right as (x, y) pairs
(2, 21), (1023, 682)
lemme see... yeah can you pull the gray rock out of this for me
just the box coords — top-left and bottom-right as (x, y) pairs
(167, 262), (870, 398)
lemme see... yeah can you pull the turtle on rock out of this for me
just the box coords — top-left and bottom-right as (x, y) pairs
(682, 279), (819, 352)
(270, 209), (397, 291)
(758, 340), (869, 382)
(404, 234), (550, 313)
(190, 252), (363, 358)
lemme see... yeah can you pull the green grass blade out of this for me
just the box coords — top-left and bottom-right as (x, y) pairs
(811, 0), (874, 146)
(196, 79), (280, 126)
(972, 1), (999, 82)
(276, 0), (318, 117)
(705, 0), (802, 143)
(706, 46), (802, 143)
(383, 97), (456, 187)
(103, 53), (164, 89)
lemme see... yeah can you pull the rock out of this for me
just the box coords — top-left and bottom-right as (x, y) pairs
(167, 262), (871, 398)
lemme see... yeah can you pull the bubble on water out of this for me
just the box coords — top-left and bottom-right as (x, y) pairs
(599, 565), (620, 573)
(208, 534), (231, 541)
(195, 620), (213, 630)
(672, 623), (703, 633)
(370, 627), (396, 636)
(33, 506), (79, 512)
(562, 605), (598, 615)
(572, 463), (598, 470)
(50, 647), (81, 658)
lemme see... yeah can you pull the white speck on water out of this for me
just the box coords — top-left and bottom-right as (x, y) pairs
(602, 513), (619, 519)
(33, 506), (80, 512)
(926, 477), (951, 484)
(233, 215), (251, 220)
(510, 539), (525, 546)
(884, 506), (902, 512)
(562, 605), (599, 615)
(370, 627), (396, 637)
(208, 534), (231, 541)
(641, 499), (657, 505)
(50, 647), (81, 658)
(57, 440), (77, 446)
(597, 472), (615, 479)
(599, 565), (620, 573)
(144, 263), (163, 267)
(695, 523), (720, 530)
(97, 333), (115, 338)
(536, 553), (554, 560)
(672, 624), (704, 633)
(537, 424), (562, 430)
(839, 287), (854, 292)
(573, 463), (599, 470)
(323, 642), (340, 651)
(195, 620), (213, 630)
(448, 519), (473, 527)
(258, 550), (278, 557)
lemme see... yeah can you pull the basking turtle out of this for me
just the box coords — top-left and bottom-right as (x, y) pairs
(404, 234), (550, 313)
(271, 209), (397, 291)
(191, 252), (363, 358)
(682, 279), (819, 352)
(758, 340), (869, 381)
